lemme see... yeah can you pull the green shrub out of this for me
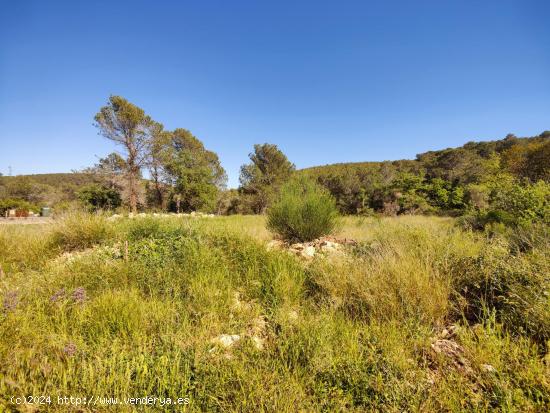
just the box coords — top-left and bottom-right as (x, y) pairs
(0, 198), (39, 216)
(267, 177), (340, 242)
(460, 179), (550, 232)
(486, 178), (550, 227)
(77, 184), (122, 212)
(126, 217), (163, 240)
(450, 242), (550, 346)
(50, 212), (113, 251)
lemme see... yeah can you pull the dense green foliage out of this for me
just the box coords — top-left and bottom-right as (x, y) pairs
(450, 238), (550, 346)
(161, 129), (227, 213)
(92, 96), (227, 213)
(238, 143), (295, 213)
(267, 178), (339, 242)
(77, 184), (122, 212)
(0, 214), (548, 411)
(0, 173), (100, 209)
(459, 175), (550, 232)
(300, 132), (550, 218)
(0, 198), (39, 216)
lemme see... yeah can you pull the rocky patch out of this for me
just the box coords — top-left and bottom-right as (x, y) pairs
(267, 236), (357, 259)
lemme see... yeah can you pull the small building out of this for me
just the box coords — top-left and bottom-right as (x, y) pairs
(5, 209), (30, 218)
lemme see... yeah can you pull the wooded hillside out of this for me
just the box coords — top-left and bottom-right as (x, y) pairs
(299, 132), (549, 215)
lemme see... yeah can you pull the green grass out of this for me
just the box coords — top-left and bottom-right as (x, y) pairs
(1, 213), (548, 412)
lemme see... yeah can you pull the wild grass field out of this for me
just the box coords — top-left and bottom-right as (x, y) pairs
(0, 213), (548, 412)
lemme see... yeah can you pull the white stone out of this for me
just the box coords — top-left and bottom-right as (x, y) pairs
(481, 364), (496, 373)
(251, 336), (265, 350)
(302, 246), (316, 257)
(266, 240), (284, 250)
(288, 310), (299, 321)
(213, 334), (241, 348)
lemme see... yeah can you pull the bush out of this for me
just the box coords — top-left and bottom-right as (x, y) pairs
(267, 177), (339, 242)
(449, 242), (550, 346)
(460, 179), (550, 232)
(50, 212), (113, 251)
(0, 198), (39, 216)
(489, 179), (550, 226)
(77, 184), (122, 212)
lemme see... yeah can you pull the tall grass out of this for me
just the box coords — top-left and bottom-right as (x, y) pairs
(0, 215), (548, 411)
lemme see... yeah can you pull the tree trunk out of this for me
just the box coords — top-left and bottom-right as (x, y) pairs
(128, 171), (138, 213)
(127, 143), (139, 214)
(151, 167), (164, 209)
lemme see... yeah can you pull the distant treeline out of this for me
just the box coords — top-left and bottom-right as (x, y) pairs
(0, 173), (102, 215)
(1, 96), (548, 224)
(295, 132), (549, 216)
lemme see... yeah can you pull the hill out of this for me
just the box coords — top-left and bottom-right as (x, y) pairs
(299, 132), (549, 214)
(0, 173), (101, 207)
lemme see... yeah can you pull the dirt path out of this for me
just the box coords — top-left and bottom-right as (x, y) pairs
(0, 217), (54, 225)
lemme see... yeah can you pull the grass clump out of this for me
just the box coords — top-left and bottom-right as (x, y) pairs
(49, 212), (113, 251)
(449, 240), (550, 347)
(267, 177), (340, 242)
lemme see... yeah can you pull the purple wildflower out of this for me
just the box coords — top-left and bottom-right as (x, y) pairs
(3, 291), (19, 312)
(50, 288), (66, 303)
(71, 287), (87, 304)
(63, 342), (77, 356)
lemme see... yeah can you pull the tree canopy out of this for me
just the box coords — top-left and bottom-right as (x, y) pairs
(94, 96), (154, 212)
(239, 143), (295, 213)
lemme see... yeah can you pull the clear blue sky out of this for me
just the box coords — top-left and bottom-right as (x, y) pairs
(1, 0), (549, 187)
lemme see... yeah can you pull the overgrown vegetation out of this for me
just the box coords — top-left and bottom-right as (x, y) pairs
(77, 184), (122, 212)
(1, 214), (548, 411)
(267, 177), (339, 242)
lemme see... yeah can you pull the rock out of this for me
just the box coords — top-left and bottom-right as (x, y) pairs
(320, 241), (342, 254)
(439, 325), (459, 339)
(250, 316), (267, 334)
(231, 292), (252, 312)
(431, 339), (473, 375)
(212, 334), (241, 348)
(248, 316), (268, 351)
(251, 336), (265, 350)
(301, 245), (316, 258)
(481, 364), (496, 373)
(288, 310), (299, 321)
(270, 236), (357, 259)
(431, 339), (462, 356)
(266, 240), (284, 251)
